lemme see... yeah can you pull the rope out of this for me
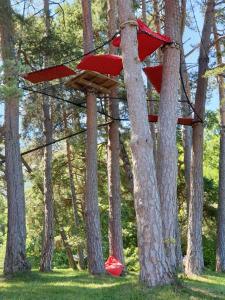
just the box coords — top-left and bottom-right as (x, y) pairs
(22, 86), (129, 122)
(0, 122), (112, 164)
(179, 68), (203, 123)
(19, 31), (121, 78)
(120, 20), (138, 29)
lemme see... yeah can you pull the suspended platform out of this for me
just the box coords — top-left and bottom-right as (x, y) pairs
(65, 70), (119, 94)
(148, 114), (194, 126)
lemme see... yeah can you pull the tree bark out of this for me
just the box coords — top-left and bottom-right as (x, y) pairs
(120, 137), (134, 195)
(214, 22), (225, 272)
(118, 0), (172, 286)
(81, 0), (104, 275)
(181, 47), (192, 217)
(63, 109), (85, 270)
(0, 0), (30, 276)
(107, 0), (124, 265)
(40, 0), (54, 272)
(186, 0), (215, 275)
(157, 0), (181, 272)
(153, 0), (163, 63)
(180, 0), (192, 223)
(142, 0), (157, 160)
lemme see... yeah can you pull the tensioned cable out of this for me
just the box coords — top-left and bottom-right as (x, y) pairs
(139, 26), (203, 123)
(19, 31), (121, 78)
(21, 22), (199, 125)
(179, 68), (203, 123)
(0, 121), (112, 165)
(22, 86), (129, 122)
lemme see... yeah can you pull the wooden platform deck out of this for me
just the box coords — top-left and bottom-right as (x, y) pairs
(65, 70), (119, 94)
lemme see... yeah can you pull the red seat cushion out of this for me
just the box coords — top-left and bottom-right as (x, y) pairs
(112, 19), (172, 61)
(77, 54), (123, 76)
(143, 65), (163, 93)
(105, 256), (124, 277)
(148, 115), (194, 126)
(22, 65), (76, 83)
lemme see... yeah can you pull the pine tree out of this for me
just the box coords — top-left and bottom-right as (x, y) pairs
(157, 0), (181, 272)
(0, 0), (30, 275)
(40, 0), (54, 272)
(117, 0), (172, 286)
(81, 0), (104, 275)
(186, 0), (215, 275)
(214, 20), (225, 272)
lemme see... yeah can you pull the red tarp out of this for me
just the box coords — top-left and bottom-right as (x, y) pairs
(22, 65), (76, 83)
(143, 65), (163, 93)
(148, 115), (194, 126)
(77, 54), (123, 76)
(105, 256), (124, 277)
(113, 19), (172, 61)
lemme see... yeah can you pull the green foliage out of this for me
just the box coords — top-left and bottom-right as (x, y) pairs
(205, 65), (225, 78)
(0, 60), (25, 99)
(203, 235), (216, 270)
(124, 246), (139, 272)
(0, 195), (6, 247)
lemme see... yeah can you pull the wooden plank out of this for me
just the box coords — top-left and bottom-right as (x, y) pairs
(76, 78), (111, 94)
(65, 70), (119, 93)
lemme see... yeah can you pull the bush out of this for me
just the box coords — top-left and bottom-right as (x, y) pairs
(203, 235), (216, 270)
(124, 246), (139, 272)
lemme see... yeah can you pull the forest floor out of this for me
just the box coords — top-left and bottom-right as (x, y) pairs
(0, 268), (225, 300)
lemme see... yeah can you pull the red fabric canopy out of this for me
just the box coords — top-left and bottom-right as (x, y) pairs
(77, 54), (123, 76)
(143, 65), (163, 93)
(112, 19), (172, 61)
(105, 256), (124, 277)
(22, 65), (76, 83)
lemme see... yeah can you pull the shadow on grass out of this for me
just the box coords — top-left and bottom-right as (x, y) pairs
(0, 270), (225, 300)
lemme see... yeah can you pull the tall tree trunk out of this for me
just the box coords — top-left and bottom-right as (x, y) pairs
(181, 51), (192, 216)
(118, 0), (172, 286)
(63, 110), (85, 270)
(0, 0), (30, 275)
(40, 0), (54, 272)
(81, 0), (104, 275)
(214, 23), (225, 272)
(157, 0), (181, 272)
(153, 0), (163, 63)
(186, 0), (215, 275)
(180, 0), (192, 223)
(142, 0), (157, 160)
(59, 228), (77, 270)
(107, 0), (124, 265)
(120, 137), (134, 195)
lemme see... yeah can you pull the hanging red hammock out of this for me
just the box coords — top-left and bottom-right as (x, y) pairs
(22, 65), (76, 83)
(112, 19), (172, 61)
(105, 256), (124, 277)
(143, 65), (162, 93)
(77, 54), (123, 76)
(148, 114), (194, 126)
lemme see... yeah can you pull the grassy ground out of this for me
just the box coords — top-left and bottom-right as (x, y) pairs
(0, 268), (225, 300)
(0, 245), (225, 300)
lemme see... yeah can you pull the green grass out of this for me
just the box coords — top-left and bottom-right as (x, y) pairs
(0, 269), (225, 300)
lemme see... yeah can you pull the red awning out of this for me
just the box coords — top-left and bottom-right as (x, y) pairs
(148, 115), (194, 126)
(77, 54), (123, 76)
(112, 19), (172, 61)
(22, 65), (76, 83)
(143, 65), (163, 93)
